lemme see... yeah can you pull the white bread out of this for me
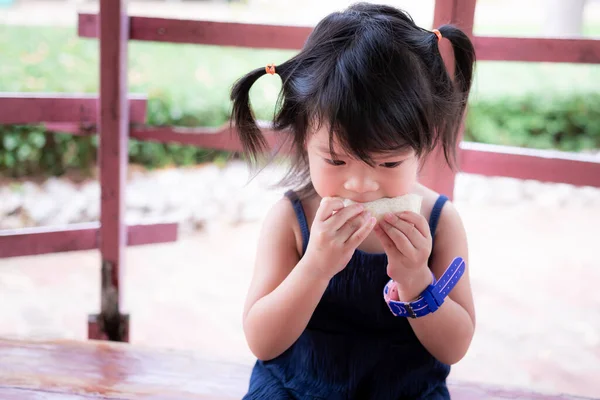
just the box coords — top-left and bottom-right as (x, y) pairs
(342, 194), (422, 220)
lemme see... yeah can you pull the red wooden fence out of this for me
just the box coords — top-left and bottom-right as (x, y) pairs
(1, 0), (599, 341)
(0, 93), (147, 125)
(75, 6), (600, 191)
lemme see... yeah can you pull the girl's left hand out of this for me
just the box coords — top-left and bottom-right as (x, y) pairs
(374, 211), (433, 300)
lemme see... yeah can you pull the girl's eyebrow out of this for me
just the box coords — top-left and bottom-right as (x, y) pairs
(316, 146), (343, 156)
(375, 153), (406, 160)
(374, 149), (413, 160)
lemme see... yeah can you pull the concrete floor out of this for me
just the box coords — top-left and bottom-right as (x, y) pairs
(1, 200), (599, 398)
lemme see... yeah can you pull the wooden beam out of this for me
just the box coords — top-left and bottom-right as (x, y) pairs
(0, 93), (146, 125)
(473, 36), (600, 64)
(0, 387), (109, 400)
(130, 124), (283, 151)
(433, 0), (477, 35)
(96, 0), (130, 342)
(38, 122), (284, 152)
(78, 13), (312, 50)
(459, 141), (600, 187)
(0, 222), (178, 259)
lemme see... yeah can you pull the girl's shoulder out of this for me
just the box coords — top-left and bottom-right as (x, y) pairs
(261, 193), (312, 259)
(414, 185), (467, 274)
(414, 184), (463, 239)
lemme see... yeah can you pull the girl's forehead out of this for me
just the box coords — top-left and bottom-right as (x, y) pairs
(307, 126), (414, 158)
(307, 127), (341, 149)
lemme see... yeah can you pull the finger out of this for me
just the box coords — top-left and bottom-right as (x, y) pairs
(337, 212), (370, 240)
(315, 197), (345, 222)
(373, 224), (400, 256)
(380, 220), (416, 258)
(397, 211), (431, 239)
(325, 203), (366, 230)
(383, 213), (426, 249)
(346, 215), (377, 248)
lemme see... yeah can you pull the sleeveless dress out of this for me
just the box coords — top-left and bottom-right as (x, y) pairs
(243, 191), (451, 400)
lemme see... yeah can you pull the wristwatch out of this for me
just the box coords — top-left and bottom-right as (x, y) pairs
(383, 257), (466, 318)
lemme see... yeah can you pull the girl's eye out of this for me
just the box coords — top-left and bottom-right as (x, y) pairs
(325, 159), (346, 166)
(380, 161), (403, 168)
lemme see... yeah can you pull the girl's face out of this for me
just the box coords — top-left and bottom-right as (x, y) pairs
(306, 125), (419, 202)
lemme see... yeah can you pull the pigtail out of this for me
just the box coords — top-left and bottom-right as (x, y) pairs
(438, 25), (475, 98)
(426, 24), (476, 168)
(230, 67), (270, 164)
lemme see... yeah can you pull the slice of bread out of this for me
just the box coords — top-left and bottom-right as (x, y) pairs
(342, 194), (422, 220)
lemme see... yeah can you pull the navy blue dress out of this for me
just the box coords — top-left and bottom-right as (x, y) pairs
(243, 191), (451, 400)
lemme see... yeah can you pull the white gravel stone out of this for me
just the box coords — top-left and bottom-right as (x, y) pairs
(2, 160), (600, 233)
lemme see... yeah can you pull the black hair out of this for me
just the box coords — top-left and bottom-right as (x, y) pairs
(230, 2), (476, 197)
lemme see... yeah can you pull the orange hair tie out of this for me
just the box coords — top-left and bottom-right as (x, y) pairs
(432, 29), (442, 43)
(265, 63), (276, 75)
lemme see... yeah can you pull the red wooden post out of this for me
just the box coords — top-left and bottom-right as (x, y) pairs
(419, 0), (477, 199)
(88, 0), (130, 342)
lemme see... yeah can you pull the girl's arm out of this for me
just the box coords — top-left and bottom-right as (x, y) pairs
(376, 201), (475, 365)
(243, 197), (374, 361)
(406, 202), (475, 365)
(242, 199), (330, 361)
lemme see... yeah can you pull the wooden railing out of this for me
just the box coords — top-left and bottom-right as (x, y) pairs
(1, 0), (599, 342)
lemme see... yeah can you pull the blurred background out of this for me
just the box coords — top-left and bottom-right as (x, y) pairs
(1, 0), (599, 398)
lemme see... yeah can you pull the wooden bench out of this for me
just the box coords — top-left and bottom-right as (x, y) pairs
(0, 339), (592, 400)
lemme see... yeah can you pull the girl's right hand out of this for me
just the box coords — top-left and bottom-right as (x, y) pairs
(304, 197), (377, 280)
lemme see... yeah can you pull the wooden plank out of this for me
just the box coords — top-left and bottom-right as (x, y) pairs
(0, 93), (147, 125)
(459, 142), (600, 187)
(130, 124), (283, 152)
(0, 387), (118, 399)
(39, 122), (284, 152)
(473, 36), (600, 64)
(77, 13), (600, 64)
(0, 222), (178, 258)
(0, 339), (249, 400)
(0, 339), (592, 400)
(96, 0), (129, 341)
(447, 380), (593, 400)
(78, 13), (312, 49)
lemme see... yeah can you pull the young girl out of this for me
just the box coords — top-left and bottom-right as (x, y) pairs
(230, 3), (476, 399)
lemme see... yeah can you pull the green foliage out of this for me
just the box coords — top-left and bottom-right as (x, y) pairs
(465, 94), (600, 152)
(1, 25), (599, 177)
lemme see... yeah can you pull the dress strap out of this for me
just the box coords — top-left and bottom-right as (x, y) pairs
(429, 194), (448, 248)
(284, 190), (310, 255)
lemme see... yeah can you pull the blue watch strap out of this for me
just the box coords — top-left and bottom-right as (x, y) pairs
(383, 257), (466, 318)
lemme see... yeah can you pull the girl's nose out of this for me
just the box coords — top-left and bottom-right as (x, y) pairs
(343, 175), (379, 194)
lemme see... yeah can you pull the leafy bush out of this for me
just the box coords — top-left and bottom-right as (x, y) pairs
(465, 94), (600, 151)
(0, 96), (231, 177)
